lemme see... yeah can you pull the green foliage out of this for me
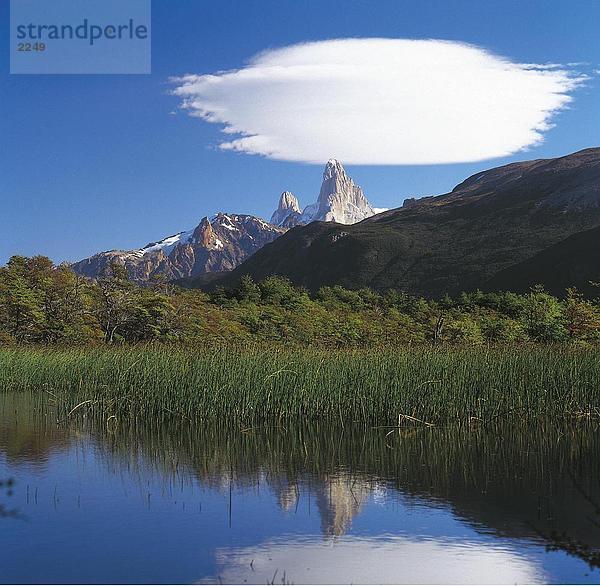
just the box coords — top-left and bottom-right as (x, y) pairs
(443, 314), (484, 345)
(564, 288), (600, 343)
(479, 314), (526, 343)
(0, 256), (97, 344)
(521, 285), (568, 342)
(0, 256), (599, 348)
(258, 276), (310, 308)
(235, 275), (261, 304)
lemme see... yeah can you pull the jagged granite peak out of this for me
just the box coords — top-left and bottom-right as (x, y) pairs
(270, 191), (302, 226)
(74, 160), (383, 283)
(72, 213), (284, 283)
(192, 216), (215, 247)
(270, 159), (377, 227)
(212, 147), (600, 297)
(311, 158), (375, 224)
(323, 158), (348, 181)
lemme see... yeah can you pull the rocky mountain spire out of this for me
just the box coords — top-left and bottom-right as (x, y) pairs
(322, 158), (348, 182)
(270, 191), (301, 226)
(192, 216), (215, 247)
(307, 159), (376, 224)
(270, 160), (377, 227)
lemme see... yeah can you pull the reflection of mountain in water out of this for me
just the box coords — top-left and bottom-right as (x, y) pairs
(273, 480), (299, 512)
(103, 420), (600, 557)
(313, 474), (368, 537)
(270, 473), (372, 537)
(1, 393), (599, 562)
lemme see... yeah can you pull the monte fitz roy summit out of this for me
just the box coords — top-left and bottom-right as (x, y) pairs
(270, 159), (376, 227)
(212, 148), (600, 297)
(72, 160), (377, 281)
(74, 148), (600, 296)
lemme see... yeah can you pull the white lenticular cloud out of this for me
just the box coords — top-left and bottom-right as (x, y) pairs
(171, 38), (585, 165)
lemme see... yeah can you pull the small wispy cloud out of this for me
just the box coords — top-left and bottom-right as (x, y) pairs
(171, 38), (586, 165)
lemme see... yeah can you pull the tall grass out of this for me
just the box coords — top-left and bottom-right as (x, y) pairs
(0, 346), (599, 424)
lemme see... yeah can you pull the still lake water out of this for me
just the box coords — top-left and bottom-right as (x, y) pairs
(1, 392), (599, 585)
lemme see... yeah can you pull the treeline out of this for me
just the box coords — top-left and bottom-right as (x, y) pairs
(0, 255), (599, 347)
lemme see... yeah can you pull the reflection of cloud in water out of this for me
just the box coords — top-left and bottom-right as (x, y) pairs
(201, 535), (545, 584)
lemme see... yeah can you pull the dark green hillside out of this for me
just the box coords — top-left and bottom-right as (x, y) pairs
(204, 148), (600, 296)
(486, 225), (600, 297)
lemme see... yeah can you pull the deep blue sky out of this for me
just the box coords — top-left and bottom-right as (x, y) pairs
(1, 0), (599, 264)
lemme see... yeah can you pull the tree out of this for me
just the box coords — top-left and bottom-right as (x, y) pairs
(259, 276), (309, 308)
(564, 288), (600, 341)
(0, 257), (45, 343)
(92, 262), (138, 343)
(521, 285), (567, 342)
(121, 290), (175, 342)
(235, 275), (261, 304)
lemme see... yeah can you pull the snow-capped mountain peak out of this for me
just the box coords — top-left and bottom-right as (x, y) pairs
(72, 162), (380, 283)
(140, 230), (194, 256)
(72, 213), (284, 282)
(323, 158), (347, 181)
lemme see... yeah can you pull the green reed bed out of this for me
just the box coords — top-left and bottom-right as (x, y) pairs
(0, 346), (599, 424)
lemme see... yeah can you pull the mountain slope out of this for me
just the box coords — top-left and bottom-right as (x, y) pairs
(72, 213), (284, 282)
(208, 148), (600, 296)
(73, 159), (379, 283)
(485, 225), (600, 297)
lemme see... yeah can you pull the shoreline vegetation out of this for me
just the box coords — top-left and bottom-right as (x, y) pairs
(1, 346), (599, 424)
(1, 255), (599, 424)
(0, 255), (599, 347)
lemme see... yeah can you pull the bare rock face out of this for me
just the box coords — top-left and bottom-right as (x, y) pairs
(192, 216), (215, 248)
(271, 159), (376, 227)
(72, 213), (284, 282)
(310, 159), (375, 224)
(270, 191), (302, 227)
